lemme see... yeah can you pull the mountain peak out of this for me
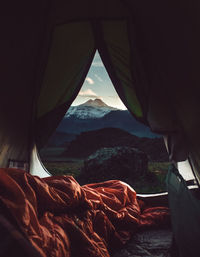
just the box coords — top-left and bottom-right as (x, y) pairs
(81, 98), (109, 108)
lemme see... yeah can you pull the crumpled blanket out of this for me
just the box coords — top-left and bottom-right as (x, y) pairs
(0, 168), (169, 257)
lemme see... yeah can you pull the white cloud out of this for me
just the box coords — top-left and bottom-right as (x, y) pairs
(78, 89), (97, 98)
(85, 77), (94, 85)
(94, 74), (103, 82)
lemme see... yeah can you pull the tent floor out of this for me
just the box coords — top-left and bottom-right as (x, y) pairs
(112, 228), (172, 257)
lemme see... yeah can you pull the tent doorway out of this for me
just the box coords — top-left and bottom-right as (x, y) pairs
(37, 51), (170, 193)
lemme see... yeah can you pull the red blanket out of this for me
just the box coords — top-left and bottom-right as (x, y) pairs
(0, 168), (169, 257)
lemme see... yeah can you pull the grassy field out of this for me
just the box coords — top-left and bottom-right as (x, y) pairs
(132, 162), (169, 193)
(43, 159), (169, 193)
(44, 159), (84, 178)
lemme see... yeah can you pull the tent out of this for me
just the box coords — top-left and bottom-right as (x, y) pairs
(0, 0), (200, 256)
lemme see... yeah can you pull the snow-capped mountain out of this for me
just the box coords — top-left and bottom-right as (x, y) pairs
(65, 99), (118, 119)
(57, 98), (159, 138)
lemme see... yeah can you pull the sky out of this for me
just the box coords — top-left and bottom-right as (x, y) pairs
(71, 51), (127, 110)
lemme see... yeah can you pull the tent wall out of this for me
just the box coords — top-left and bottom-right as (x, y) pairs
(55, 0), (129, 23)
(167, 165), (200, 257)
(30, 145), (51, 178)
(0, 1), (52, 168)
(123, 0), (200, 182)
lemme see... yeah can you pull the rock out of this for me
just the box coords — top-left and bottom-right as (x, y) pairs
(78, 147), (148, 185)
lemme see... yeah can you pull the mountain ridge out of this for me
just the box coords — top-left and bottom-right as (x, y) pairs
(57, 99), (159, 138)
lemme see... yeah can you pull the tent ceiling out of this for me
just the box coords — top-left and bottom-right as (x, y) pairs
(55, 0), (129, 24)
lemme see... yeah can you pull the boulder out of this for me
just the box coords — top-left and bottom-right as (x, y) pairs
(78, 146), (148, 185)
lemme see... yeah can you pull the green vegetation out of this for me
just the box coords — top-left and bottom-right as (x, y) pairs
(148, 162), (169, 173)
(135, 162), (169, 193)
(44, 159), (84, 178)
(44, 159), (169, 193)
(131, 170), (167, 193)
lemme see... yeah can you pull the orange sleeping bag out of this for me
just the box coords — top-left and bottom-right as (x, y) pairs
(0, 168), (169, 257)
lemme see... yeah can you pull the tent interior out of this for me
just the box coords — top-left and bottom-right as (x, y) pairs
(1, 0), (200, 256)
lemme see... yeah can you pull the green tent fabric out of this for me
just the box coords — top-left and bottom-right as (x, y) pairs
(166, 165), (200, 257)
(36, 22), (95, 147)
(96, 20), (144, 119)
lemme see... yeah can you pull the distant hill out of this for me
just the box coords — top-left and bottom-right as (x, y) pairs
(57, 98), (159, 138)
(63, 128), (169, 162)
(46, 131), (77, 147)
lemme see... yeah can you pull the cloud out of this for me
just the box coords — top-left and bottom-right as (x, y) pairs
(85, 77), (94, 85)
(94, 74), (103, 82)
(78, 89), (97, 98)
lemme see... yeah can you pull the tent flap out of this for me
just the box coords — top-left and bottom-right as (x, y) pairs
(36, 22), (95, 147)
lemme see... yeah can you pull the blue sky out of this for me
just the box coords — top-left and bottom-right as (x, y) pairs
(72, 51), (127, 110)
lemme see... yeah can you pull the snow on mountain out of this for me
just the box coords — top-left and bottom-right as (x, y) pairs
(81, 99), (109, 108)
(65, 99), (118, 119)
